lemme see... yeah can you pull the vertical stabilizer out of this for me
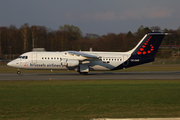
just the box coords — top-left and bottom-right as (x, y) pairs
(131, 32), (168, 57)
(113, 32), (169, 70)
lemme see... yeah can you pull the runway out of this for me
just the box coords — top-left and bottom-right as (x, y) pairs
(0, 71), (180, 80)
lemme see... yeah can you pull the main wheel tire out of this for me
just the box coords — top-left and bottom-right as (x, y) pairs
(79, 72), (88, 75)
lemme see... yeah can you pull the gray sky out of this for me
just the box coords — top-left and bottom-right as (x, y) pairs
(0, 0), (180, 35)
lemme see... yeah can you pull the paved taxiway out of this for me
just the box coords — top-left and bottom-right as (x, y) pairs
(0, 71), (180, 80)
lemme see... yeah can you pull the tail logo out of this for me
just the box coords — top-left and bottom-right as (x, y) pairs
(137, 36), (154, 55)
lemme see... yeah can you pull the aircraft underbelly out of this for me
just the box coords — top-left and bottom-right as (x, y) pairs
(90, 65), (111, 70)
(89, 61), (117, 71)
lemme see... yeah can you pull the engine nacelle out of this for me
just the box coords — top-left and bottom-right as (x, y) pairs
(67, 59), (79, 67)
(60, 58), (79, 67)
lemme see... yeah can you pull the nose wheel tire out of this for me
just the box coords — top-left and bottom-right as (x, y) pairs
(17, 71), (21, 75)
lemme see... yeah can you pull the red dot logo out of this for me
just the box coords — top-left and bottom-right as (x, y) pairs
(147, 51), (151, 53)
(137, 51), (141, 55)
(143, 51), (146, 54)
(140, 48), (144, 51)
(138, 36), (154, 55)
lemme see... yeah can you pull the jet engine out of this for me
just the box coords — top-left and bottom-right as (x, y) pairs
(67, 59), (79, 67)
(61, 58), (79, 67)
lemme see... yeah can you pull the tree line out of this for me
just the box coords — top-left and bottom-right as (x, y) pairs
(0, 23), (180, 57)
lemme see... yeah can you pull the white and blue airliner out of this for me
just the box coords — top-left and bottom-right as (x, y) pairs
(7, 32), (169, 75)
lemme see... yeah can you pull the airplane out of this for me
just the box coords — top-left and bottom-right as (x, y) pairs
(7, 32), (169, 75)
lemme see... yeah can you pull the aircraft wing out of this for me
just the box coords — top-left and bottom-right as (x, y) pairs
(68, 51), (99, 60)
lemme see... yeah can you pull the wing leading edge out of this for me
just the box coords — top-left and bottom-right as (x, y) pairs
(68, 51), (99, 60)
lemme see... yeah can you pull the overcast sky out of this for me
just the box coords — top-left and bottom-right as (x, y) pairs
(0, 0), (180, 35)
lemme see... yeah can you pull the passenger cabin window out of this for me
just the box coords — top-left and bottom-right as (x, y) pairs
(42, 57), (60, 60)
(102, 58), (122, 62)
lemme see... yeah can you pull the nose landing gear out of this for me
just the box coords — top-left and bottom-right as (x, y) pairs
(17, 69), (21, 75)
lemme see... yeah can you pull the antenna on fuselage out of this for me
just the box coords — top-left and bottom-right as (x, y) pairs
(90, 47), (92, 52)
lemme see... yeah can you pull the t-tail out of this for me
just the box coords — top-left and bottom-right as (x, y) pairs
(113, 32), (169, 70)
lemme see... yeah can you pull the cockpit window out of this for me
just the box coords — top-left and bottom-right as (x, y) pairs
(18, 56), (28, 59)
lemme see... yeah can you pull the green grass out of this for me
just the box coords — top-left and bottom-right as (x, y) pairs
(0, 80), (180, 120)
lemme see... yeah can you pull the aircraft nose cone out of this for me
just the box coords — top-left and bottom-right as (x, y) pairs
(7, 61), (13, 67)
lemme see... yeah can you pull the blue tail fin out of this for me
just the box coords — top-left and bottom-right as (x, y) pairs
(129, 32), (169, 66)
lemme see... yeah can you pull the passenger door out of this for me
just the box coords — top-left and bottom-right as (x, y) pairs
(31, 53), (37, 64)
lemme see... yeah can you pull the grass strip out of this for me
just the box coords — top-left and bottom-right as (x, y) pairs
(0, 80), (180, 120)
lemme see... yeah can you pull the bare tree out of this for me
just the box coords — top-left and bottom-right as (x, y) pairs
(31, 25), (46, 49)
(31, 25), (39, 48)
(150, 26), (161, 32)
(20, 23), (30, 52)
